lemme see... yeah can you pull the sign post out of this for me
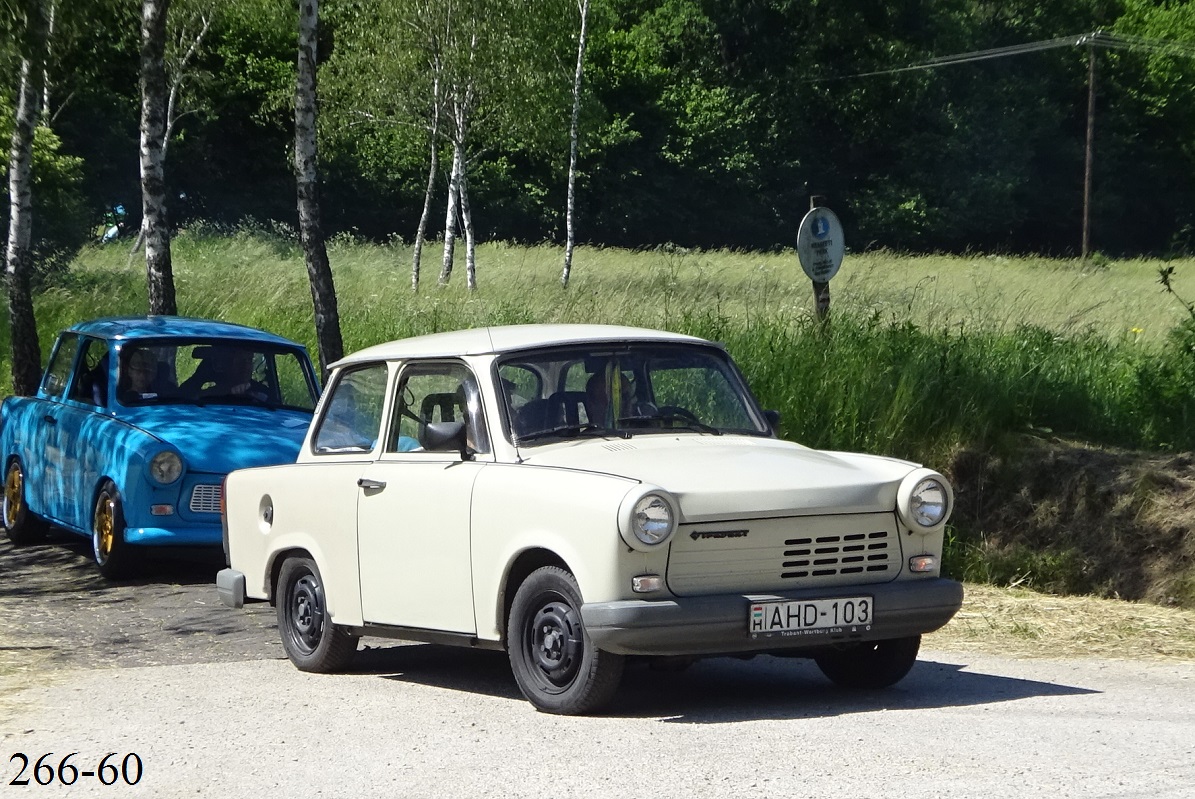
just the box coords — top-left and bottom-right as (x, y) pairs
(796, 205), (845, 326)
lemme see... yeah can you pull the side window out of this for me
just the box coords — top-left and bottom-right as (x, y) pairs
(40, 335), (80, 398)
(312, 364), (388, 454)
(387, 362), (489, 455)
(67, 338), (111, 407)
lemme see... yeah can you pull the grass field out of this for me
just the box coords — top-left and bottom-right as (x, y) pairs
(8, 229), (1195, 462)
(5, 229), (1195, 608)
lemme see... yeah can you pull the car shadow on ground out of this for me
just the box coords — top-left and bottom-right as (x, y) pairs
(0, 528), (223, 597)
(351, 642), (1099, 722)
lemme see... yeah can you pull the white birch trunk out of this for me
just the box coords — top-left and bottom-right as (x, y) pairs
(412, 73), (441, 293)
(438, 141), (462, 287)
(5, 41), (46, 397)
(561, 0), (590, 289)
(139, 0), (177, 315)
(459, 141), (476, 291)
(296, 0), (344, 376)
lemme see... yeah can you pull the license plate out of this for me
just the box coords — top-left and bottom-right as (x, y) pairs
(748, 596), (873, 638)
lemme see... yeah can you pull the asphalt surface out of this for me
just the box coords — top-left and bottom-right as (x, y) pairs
(2, 533), (1194, 798)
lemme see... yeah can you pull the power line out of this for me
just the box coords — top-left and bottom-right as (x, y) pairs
(802, 30), (1195, 84)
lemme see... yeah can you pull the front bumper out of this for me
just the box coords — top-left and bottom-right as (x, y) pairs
(125, 524), (223, 546)
(580, 578), (963, 656)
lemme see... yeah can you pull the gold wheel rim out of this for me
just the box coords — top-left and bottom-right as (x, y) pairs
(4, 466), (22, 528)
(95, 493), (115, 559)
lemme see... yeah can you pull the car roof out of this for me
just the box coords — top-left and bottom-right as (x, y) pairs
(67, 316), (304, 348)
(333, 324), (713, 367)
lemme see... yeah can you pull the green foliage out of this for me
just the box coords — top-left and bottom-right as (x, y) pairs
(0, 114), (89, 282)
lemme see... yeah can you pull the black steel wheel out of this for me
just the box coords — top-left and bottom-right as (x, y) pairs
(276, 556), (358, 672)
(507, 566), (624, 715)
(3, 459), (47, 544)
(92, 480), (137, 580)
(814, 635), (922, 689)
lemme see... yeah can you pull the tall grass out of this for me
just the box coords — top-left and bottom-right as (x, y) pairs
(5, 226), (1195, 466)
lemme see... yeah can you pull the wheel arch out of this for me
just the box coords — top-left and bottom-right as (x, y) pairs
(499, 547), (572, 646)
(268, 546), (316, 605)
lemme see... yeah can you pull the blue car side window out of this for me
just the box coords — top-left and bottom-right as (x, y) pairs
(41, 335), (80, 399)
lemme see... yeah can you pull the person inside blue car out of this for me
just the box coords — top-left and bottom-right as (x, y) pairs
(118, 349), (161, 403)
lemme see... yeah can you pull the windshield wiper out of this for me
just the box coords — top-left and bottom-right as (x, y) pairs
(515, 423), (627, 444)
(617, 413), (722, 435)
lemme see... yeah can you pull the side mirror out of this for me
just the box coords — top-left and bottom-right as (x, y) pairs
(420, 420), (470, 459)
(763, 409), (781, 434)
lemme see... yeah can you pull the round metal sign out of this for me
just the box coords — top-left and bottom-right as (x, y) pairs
(797, 207), (845, 282)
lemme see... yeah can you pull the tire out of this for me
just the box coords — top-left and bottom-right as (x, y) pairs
(276, 556), (358, 673)
(92, 480), (137, 580)
(507, 566), (624, 715)
(3, 459), (47, 544)
(814, 635), (922, 689)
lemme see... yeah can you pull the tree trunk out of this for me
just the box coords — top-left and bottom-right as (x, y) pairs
(140, 0), (177, 315)
(438, 142), (462, 287)
(412, 74), (441, 293)
(5, 23), (48, 397)
(561, 0), (590, 289)
(296, 0), (343, 377)
(459, 143), (476, 291)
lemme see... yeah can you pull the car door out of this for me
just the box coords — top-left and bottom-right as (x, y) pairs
(52, 337), (111, 530)
(356, 360), (488, 633)
(31, 334), (81, 523)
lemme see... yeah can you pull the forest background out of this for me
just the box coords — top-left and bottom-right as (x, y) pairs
(5, 0), (1195, 265)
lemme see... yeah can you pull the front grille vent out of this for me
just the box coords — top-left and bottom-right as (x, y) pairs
(780, 531), (891, 579)
(189, 484), (222, 514)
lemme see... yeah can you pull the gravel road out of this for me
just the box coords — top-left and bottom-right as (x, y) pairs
(2, 534), (1194, 798)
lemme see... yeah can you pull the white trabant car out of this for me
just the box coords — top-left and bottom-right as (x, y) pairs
(217, 324), (963, 714)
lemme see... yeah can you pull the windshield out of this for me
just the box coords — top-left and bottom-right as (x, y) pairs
(497, 343), (769, 445)
(117, 339), (318, 411)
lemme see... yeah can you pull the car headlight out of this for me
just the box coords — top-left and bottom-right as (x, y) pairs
(896, 469), (953, 532)
(618, 489), (678, 551)
(149, 451), (184, 485)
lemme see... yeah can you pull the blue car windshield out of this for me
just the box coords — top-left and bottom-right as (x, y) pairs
(497, 343), (769, 445)
(117, 340), (317, 411)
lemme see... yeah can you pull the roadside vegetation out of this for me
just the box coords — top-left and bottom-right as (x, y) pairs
(3, 228), (1194, 610)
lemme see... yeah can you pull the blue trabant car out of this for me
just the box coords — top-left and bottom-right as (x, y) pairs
(0, 317), (320, 578)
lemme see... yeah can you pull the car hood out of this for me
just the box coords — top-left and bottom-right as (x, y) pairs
(520, 435), (921, 521)
(119, 405), (312, 473)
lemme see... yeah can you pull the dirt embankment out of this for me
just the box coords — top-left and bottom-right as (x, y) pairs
(948, 436), (1195, 608)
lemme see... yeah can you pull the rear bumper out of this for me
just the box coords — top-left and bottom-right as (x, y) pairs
(216, 568), (247, 609)
(580, 578), (963, 656)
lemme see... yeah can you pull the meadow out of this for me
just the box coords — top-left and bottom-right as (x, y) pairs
(5, 228), (1195, 606)
(9, 226), (1195, 460)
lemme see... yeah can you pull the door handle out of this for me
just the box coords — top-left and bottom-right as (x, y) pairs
(43, 414), (57, 425)
(357, 478), (386, 490)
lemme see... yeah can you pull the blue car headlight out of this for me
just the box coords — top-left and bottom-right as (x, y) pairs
(149, 451), (184, 485)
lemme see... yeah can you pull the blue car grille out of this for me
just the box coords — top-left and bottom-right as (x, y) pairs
(189, 484), (222, 514)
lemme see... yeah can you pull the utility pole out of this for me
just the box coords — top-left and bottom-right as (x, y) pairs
(1082, 34), (1097, 260)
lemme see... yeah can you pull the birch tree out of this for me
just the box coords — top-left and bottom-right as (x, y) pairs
(139, 0), (177, 315)
(559, 0), (590, 289)
(296, 0), (343, 375)
(128, 2), (212, 259)
(3, 0), (49, 395)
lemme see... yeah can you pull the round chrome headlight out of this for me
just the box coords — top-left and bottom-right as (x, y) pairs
(897, 469), (952, 531)
(910, 478), (948, 527)
(149, 451), (183, 485)
(632, 495), (673, 545)
(618, 489), (678, 551)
